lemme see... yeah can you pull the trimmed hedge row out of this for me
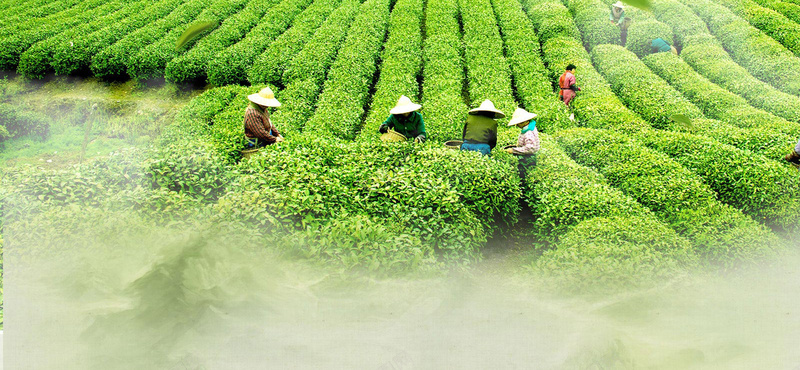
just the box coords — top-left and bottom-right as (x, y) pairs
(560, 0), (620, 51)
(648, 0), (708, 50)
(625, 19), (673, 58)
(304, 0), (390, 140)
(751, 0), (800, 25)
(459, 0), (518, 144)
(556, 128), (779, 266)
(634, 129), (800, 233)
(675, 118), (795, 160)
(50, 0), (183, 77)
(522, 0), (582, 48)
(221, 0), (341, 86)
(715, 0), (800, 57)
(0, 0), (118, 70)
(679, 34), (800, 123)
(18, 1), (147, 79)
(358, 0), (424, 141)
(272, 0), (360, 86)
(90, 0), (210, 79)
(0, 0), (84, 39)
(164, 0), (286, 83)
(642, 51), (800, 136)
(492, 0), (569, 132)
(420, 0), (467, 141)
(682, 0), (800, 96)
(127, 0), (249, 80)
(590, 44), (702, 129)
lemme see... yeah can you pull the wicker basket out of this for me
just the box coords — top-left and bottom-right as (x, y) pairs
(444, 140), (463, 150)
(380, 129), (407, 143)
(241, 148), (260, 158)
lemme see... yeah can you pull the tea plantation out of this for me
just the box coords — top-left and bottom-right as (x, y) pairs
(2, 0), (799, 290)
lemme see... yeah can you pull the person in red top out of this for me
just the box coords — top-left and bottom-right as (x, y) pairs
(559, 64), (581, 120)
(244, 87), (284, 147)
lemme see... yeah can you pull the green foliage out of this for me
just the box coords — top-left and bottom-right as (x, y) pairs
(642, 51), (800, 136)
(715, 0), (800, 57)
(556, 128), (779, 266)
(420, 0), (467, 141)
(562, 0), (621, 51)
(358, 0), (423, 141)
(51, 0), (183, 76)
(649, 0), (709, 49)
(492, 0), (568, 132)
(127, 0), (248, 80)
(175, 21), (219, 51)
(0, 0), (112, 70)
(304, 0), (390, 139)
(91, 0), (209, 79)
(0, 102), (49, 140)
(634, 130), (800, 233)
(591, 44), (702, 129)
(624, 19), (673, 58)
(683, 0), (800, 96)
(213, 0), (341, 86)
(523, 1), (582, 46)
(751, 0), (800, 25)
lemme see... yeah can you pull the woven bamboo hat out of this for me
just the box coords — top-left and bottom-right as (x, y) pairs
(469, 99), (505, 119)
(248, 87), (281, 107)
(612, 1), (624, 8)
(390, 95), (422, 114)
(508, 107), (538, 126)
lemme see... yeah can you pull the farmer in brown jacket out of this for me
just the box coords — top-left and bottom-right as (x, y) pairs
(244, 87), (284, 147)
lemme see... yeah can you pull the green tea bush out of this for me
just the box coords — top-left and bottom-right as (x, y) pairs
(649, 0), (708, 50)
(0, 0), (112, 70)
(624, 20), (673, 58)
(536, 215), (695, 291)
(270, 0), (360, 86)
(358, 0), (423, 141)
(268, 79), (319, 133)
(523, 1), (581, 47)
(0, 102), (49, 140)
(642, 52), (800, 135)
(561, 0), (621, 51)
(304, 0), (390, 139)
(677, 34), (800, 123)
(91, 0), (209, 79)
(145, 139), (234, 201)
(492, 0), (568, 132)
(51, 0), (182, 76)
(18, 0), (147, 78)
(164, 0), (285, 84)
(459, 0), (517, 143)
(0, 0), (77, 36)
(682, 0), (800, 96)
(635, 130), (800, 233)
(673, 118), (795, 160)
(715, 0), (800, 57)
(591, 44), (702, 129)
(127, 0), (248, 80)
(557, 128), (779, 265)
(218, 0), (340, 86)
(751, 0), (800, 24)
(420, 0), (467, 141)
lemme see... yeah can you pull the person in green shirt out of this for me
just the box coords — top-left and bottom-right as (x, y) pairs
(460, 100), (505, 155)
(378, 95), (427, 143)
(651, 38), (678, 55)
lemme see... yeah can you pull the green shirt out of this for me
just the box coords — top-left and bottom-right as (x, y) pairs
(381, 112), (426, 139)
(462, 114), (498, 148)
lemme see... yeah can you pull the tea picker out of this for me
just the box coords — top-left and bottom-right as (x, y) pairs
(559, 64), (580, 121)
(379, 95), (427, 143)
(243, 87), (284, 152)
(610, 1), (625, 26)
(651, 38), (678, 55)
(459, 100), (504, 156)
(785, 138), (800, 169)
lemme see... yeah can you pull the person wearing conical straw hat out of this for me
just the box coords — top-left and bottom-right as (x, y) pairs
(504, 108), (540, 156)
(610, 1), (625, 26)
(244, 87), (284, 148)
(785, 138), (800, 168)
(460, 99), (504, 156)
(379, 95), (427, 143)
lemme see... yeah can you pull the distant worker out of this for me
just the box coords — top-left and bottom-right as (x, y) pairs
(504, 108), (540, 156)
(610, 1), (625, 26)
(460, 99), (505, 156)
(379, 95), (427, 143)
(651, 38), (678, 55)
(244, 87), (284, 147)
(559, 64), (580, 120)
(785, 138), (800, 168)
(620, 17), (632, 45)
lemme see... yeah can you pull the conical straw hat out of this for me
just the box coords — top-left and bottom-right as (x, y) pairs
(248, 87), (281, 107)
(612, 1), (624, 8)
(468, 99), (505, 119)
(507, 107), (538, 126)
(389, 95), (422, 114)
